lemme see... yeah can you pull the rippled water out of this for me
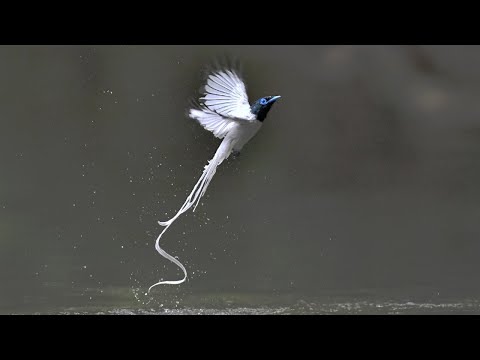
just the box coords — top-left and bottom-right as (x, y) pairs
(53, 301), (480, 315)
(6, 286), (480, 314)
(21, 301), (480, 315)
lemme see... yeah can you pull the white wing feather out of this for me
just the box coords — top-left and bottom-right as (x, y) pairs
(201, 70), (254, 120)
(189, 108), (236, 139)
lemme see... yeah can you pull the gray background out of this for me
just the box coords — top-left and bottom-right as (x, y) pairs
(1, 45), (479, 313)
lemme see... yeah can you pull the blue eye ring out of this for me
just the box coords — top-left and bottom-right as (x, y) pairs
(260, 98), (267, 105)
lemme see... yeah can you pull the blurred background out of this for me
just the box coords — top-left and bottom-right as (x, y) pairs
(1, 45), (480, 314)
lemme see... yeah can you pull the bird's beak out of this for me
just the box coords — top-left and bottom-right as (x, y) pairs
(268, 95), (281, 104)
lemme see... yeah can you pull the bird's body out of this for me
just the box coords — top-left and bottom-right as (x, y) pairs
(189, 108), (262, 153)
(148, 65), (280, 292)
(232, 120), (263, 152)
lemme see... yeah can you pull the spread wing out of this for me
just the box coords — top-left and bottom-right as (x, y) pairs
(200, 69), (253, 120)
(188, 108), (237, 139)
(188, 68), (255, 139)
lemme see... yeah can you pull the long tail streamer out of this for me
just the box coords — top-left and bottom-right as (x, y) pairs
(148, 139), (232, 292)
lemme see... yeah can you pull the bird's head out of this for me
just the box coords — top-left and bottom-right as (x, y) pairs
(250, 95), (281, 122)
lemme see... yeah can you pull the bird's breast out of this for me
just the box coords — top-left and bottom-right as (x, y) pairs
(229, 121), (262, 152)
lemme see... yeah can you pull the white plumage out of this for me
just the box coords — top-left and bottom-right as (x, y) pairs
(201, 69), (255, 120)
(149, 68), (263, 292)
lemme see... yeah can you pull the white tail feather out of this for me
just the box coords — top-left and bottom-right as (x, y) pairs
(148, 139), (233, 292)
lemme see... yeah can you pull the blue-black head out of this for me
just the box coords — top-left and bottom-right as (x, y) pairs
(250, 95), (281, 122)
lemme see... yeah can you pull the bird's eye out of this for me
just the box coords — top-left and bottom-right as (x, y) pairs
(260, 98), (267, 105)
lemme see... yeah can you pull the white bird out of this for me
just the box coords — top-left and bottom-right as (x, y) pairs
(148, 65), (281, 292)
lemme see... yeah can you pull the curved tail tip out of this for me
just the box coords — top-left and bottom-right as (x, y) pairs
(148, 278), (188, 293)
